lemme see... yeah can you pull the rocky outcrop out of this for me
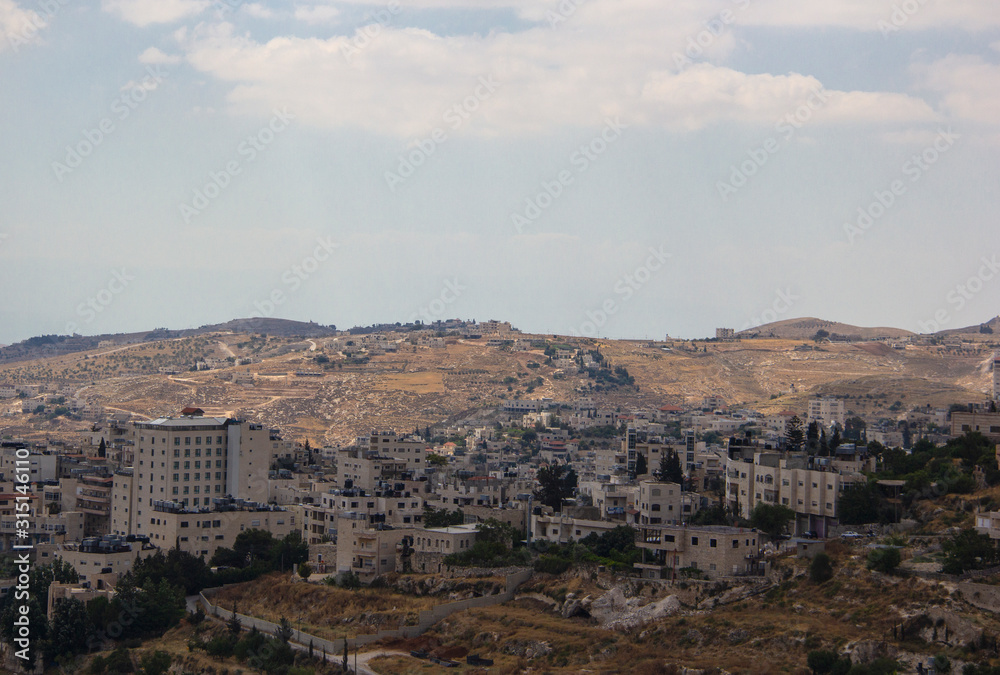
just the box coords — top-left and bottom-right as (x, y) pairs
(847, 640), (898, 665)
(501, 639), (553, 659)
(586, 587), (681, 629)
(903, 608), (983, 649)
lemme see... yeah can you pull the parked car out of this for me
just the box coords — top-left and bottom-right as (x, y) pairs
(841, 531), (864, 540)
(801, 530), (819, 539)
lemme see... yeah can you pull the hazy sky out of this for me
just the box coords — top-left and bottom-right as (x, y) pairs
(1, 0), (999, 345)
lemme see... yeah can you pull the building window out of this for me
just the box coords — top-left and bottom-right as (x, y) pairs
(195, 436), (201, 445)
(691, 537), (699, 545)
(185, 437), (191, 445)
(710, 539), (717, 548)
(174, 438), (180, 446)
(732, 540), (739, 548)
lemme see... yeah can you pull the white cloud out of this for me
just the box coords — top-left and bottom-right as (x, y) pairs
(742, 0), (1000, 32)
(242, 3), (275, 19)
(102, 0), (210, 27)
(915, 54), (1000, 125)
(176, 12), (938, 137)
(0, 0), (48, 52)
(294, 4), (340, 25)
(139, 46), (182, 64)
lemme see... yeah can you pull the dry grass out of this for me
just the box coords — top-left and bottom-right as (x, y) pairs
(398, 546), (1000, 674)
(214, 573), (453, 641)
(373, 371), (446, 393)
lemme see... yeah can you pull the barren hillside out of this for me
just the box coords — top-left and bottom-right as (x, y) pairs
(1, 330), (996, 445)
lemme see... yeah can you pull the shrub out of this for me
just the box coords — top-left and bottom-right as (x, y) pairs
(806, 649), (839, 674)
(866, 547), (901, 574)
(534, 555), (571, 575)
(810, 553), (834, 583)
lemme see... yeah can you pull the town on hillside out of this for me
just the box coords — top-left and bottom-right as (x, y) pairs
(2, 321), (1000, 673)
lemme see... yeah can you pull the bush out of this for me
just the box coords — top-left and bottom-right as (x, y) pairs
(866, 547), (901, 574)
(138, 650), (171, 675)
(934, 654), (951, 673)
(810, 553), (834, 583)
(807, 649), (839, 674)
(297, 562), (312, 579)
(534, 555), (572, 575)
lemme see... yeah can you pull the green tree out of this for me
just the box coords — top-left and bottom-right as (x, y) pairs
(104, 646), (134, 673)
(44, 597), (93, 661)
(276, 616), (294, 644)
(942, 528), (999, 575)
(785, 415), (805, 452)
(810, 553), (834, 583)
(806, 421), (820, 453)
(633, 453), (647, 477)
(749, 503), (795, 539)
(534, 463), (577, 511)
(228, 608), (242, 635)
(138, 650), (172, 675)
(807, 649), (839, 674)
(656, 449), (684, 484)
(0, 596), (48, 668)
(423, 505), (465, 528)
(866, 547), (901, 574)
(298, 562), (312, 579)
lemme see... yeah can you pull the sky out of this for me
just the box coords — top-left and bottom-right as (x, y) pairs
(1, 0), (999, 345)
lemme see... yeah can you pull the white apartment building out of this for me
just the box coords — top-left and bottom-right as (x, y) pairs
(808, 397), (846, 430)
(725, 450), (862, 536)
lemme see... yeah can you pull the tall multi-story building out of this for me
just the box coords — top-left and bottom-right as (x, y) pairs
(807, 397), (846, 430)
(725, 445), (866, 536)
(111, 409), (294, 550)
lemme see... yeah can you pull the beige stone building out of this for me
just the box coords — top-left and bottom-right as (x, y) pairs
(635, 524), (762, 579)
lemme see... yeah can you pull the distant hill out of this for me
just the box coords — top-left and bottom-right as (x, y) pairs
(936, 315), (1000, 337)
(738, 317), (914, 341)
(0, 318), (337, 365)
